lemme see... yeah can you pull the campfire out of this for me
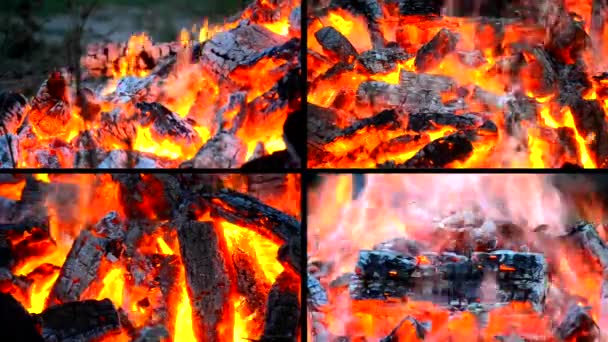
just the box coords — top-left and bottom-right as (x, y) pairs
(307, 0), (608, 168)
(0, 0), (301, 169)
(308, 174), (607, 340)
(0, 173), (301, 341)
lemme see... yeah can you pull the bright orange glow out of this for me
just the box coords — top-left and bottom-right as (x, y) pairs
(174, 285), (197, 342)
(28, 272), (59, 314)
(157, 237), (174, 255)
(97, 267), (125, 305)
(0, 179), (25, 200)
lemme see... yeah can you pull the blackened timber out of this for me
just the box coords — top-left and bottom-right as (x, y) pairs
(566, 222), (608, 272)
(204, 189), (300, 243)
(38, 299), (120, 341)
(370, 134), (431, 161)
(380, 316), (429, 342)
(0, 91), (27, 135)
(395, 132), (474, 168)
(555, 304), (600, 340)
(47, 212), (124, 306)
(261, 270), (300, 340)
(177, 220), (234, 342)
(407, 112), (481, 132)
(315, 26), (358, 62)
(568, 98), (608, 167)
(278, 235), (302, 274)
(0, 293), (44, 342)
(398, 0), (442, 16)
(415, 28), (459, 72)
(135, 102), (201, 147)
(357, 48), (411, 74)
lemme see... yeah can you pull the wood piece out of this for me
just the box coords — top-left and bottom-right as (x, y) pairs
(278, 235), (302, 274)
(522, 47), (558, 96)
(566, 222), (608, 272)
(554, 304), (600, 340)
(568, 98), (608, 167)
(370, 133), (432, 162)
(0, 293), (44, 342)
(0, 91), (27, 135)
(315, 26), (358, 62)
(415, 28), (459, 72)
(113, 173), (181, 220)
(357, 48), (411, 74)
(38, 298), (121, 341)
(407, 112), (482, 132)
(191, 131), (247, 168)
(46, 212), (124, 306)
(307, 103), (342, 149)
(307, 274), (329, 310)
(135, 102), (201, 147)
(395, 132), (474, 168)
(204, 189), (301, 243)
(232, 242), (269, 338)
(240, 150), (297, 170)
(545, 10), (589, 63)
(398, 0), (442, 16)
(200, 24), (287, 78)
(27, 73), (71, 137)
(177, 220), (234, 342)
(261, 270), (300, 340)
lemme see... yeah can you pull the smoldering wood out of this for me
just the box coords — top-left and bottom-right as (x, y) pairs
(232, 243), (268, 337)
(524, 47), (558, 96)
(82, 40), (181, 77)
(308, 104), (342, 149)
(177, 220), (233, 342)
(415, 28), (459, 72)
(350, 250), (548, 310)
(380, 316), (430, 342)
(240, 150), (297, 170)
(504, 93), (538, 136)
(545, 10), (589, 63)
(191, 131), (247, 168)
(568, 97), (608, 167)
(203, 189), (300, 243)
(315, 26), (358, 62)
(262, 271), (300, 340)
(114, 173), (182, 220)
(135, 102), (202, 147)
(28, 73), (71, 136)
(245, 173), (290, 203)
(566, 222), (608, 272)
(398, 0), (442, 16)
(555, 304), (600, 340)
(357, 48), (411, 75)
(200, 23), (288, 78)
(47, 213), (124, 306)
(407, 112), (482, 132)
(308, 275), (329, 310)
(387, 132), (474, 168)
(38, 298), (121, 342)
(329, 0), (385, 49)
(0, 293), (44, 342)
(370, 133), (431, 161)
(0, 91), (27, 135)
(240, 38), (300, 69)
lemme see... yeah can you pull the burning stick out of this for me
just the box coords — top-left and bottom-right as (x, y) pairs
(177, 220), (234, 342)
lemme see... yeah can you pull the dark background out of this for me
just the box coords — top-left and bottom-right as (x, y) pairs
(0, 0), (248, 95)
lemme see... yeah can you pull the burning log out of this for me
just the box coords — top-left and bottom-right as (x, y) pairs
(0, 91), (27, 135)
(46, 212), (125, 306)
(190, 131), (247, 168)
(233, 243), (269, 335)
(204, 189), (300, 244)
(555, 304), (600, 340)
(357, 47), (411, 74)
(38, 299), (121, 341)
(350, 249), (548, 310)
(262, 270), (300, 340)
(177, 220), (234, 342)
(27, 72), (71, 137)
(314, 26), (359, 62)
(406, 112), (483, 132)
(414, 28), (459, 72)
(397, 0), (442, 16)
(135, 102), (201, 147)
(200, 23), (288, 79)
(568, 98), (608, 167)
(382, 132), (474, 168)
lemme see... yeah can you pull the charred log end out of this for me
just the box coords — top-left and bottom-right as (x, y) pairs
(415, 28), (459, 72)
(314, 26), (358, 63)
(403, 133), (474, 168)
(262, 270), (300, 340)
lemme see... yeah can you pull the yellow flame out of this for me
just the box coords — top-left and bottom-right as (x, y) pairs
(28, 272), (59, 314)
(97, 267), (125, 306)
(174, 286), (197, 342)
(157, 237), (174, 255)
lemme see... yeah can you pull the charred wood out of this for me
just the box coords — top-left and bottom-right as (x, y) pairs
(0, 91), (27, 135)
(385, 132), (473, 168)
(177, 220), (234, 342)
(135, 102), (201, 147)
(555, 304), (600, 340)
(262, 270), (300, 340)
(398, 0), (442, 16)
(28, 73), (71, 137)
(204, 189), (300, 243)
(0, 293), (43, 342)
(415, 28), (459, 72)
(191, 131), (247, 168)
(407, 112), (482, 132)
(357, 48), (411, 75)
(314, 27), (358, 62)
(380, 316), (430, 342)
(278, 235), (302, 274)
(38, 299), (121, 341)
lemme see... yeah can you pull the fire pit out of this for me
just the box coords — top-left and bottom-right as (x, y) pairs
(307, 0), (608, 168)
(0, 173), (301, 341)
(1, 0), (301, 169)
(308, 174), (607, 340)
